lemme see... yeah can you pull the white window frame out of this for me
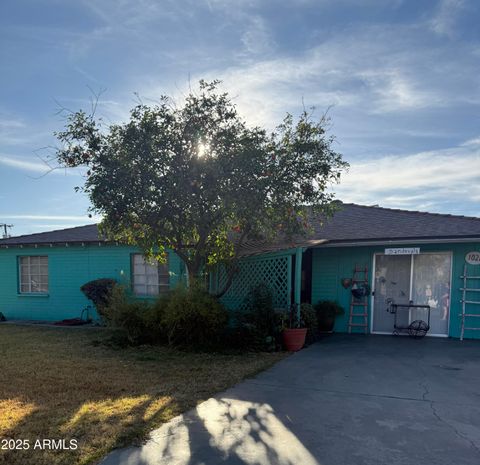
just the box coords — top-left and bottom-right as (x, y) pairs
(131, 254), (169, 296)
(18, 256), (49, 294)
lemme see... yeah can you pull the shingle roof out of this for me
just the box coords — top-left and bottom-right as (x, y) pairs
(1, 204), (479, 254)
(313, 203), (480, 242)
(0, 224), (101, 246)
(237, 203), (480, 256)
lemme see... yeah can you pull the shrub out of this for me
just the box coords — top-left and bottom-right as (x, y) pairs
(235, 284), (282, 351)
(103, 285), (152, 344)
(161, 285), (228, 349)
(314, 300), (344, 333)
(80, 278), (117, 321)
(300, 303), (318, 344)
(314, 300), (345, 317)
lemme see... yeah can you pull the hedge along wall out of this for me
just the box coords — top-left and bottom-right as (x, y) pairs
(211, 250), (295, 311)
(311, 241), (480, 339)
(0, 244), (183, 321)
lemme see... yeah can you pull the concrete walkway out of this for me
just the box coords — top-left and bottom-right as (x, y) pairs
(101, 335), (480, 465)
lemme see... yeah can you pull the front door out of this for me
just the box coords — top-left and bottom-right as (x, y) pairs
(372, 253), (451, 336)
(372, 255), (411, 333)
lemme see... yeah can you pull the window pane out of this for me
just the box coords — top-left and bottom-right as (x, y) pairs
(134, 274), (146, 284)
(133, 284), (146, 294)
(146, 274), (158, 285)
(132, 254), (169, 295)
(18, 256), (48, 293)
(146, 285), (158, 295)
(38, 284), (48, 293)
(145, 264), (158, 275)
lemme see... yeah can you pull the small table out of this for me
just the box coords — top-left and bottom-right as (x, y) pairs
(388, 303), (431, 338)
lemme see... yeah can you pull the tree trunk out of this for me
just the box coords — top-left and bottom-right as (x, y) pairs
(185, 261), (205, 290)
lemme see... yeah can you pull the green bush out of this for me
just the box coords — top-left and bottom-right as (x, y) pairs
(235, 284), (282, 351)
(314, 300), (345, 317)
(300, 303), (318, 344)
(103, 285), (152, 344)
(102, 284), (228, 349)
(80, 278), (117, 321)
(314, 300), (344, 333)
(161, 285), (228, 349)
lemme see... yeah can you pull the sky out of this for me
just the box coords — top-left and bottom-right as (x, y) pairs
(0, 0), (479, 236)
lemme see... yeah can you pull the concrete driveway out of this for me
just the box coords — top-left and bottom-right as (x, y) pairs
(101, 335), (480, 465)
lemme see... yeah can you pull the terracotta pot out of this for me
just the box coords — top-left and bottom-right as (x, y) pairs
(282, 328), (307, 351)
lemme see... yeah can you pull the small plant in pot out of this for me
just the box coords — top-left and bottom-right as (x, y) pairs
(281, 304), (308, 351)
(314, 300), (345, 333)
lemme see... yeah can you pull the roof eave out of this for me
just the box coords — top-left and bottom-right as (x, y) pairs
(313, 236), (480, 248)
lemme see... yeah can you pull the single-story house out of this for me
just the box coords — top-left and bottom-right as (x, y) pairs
(1, 203), (479, 339)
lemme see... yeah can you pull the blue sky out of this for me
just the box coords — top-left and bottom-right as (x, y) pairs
(1, 0), (479, 236)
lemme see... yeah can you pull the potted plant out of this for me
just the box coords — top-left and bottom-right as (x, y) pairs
(281, 304), (308, 351)
(314, 300), (345, 333)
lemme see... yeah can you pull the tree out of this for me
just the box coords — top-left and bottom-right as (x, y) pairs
(55, 80), (347, 293)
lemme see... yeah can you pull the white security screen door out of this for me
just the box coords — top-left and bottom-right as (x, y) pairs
(372, 253), (451, 336)
(411, 253), (451, 336)
(373, 255), (411, 333)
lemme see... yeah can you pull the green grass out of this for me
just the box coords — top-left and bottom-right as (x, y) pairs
(0, 325), (286, 465)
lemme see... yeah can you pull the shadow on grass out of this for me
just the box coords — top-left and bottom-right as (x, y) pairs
(0, 325), (287, 465)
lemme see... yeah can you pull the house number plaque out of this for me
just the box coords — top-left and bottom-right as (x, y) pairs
(465, 251), (480, 265)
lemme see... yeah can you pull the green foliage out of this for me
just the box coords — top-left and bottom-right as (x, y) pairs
(103, 284), (227, 349)
(235, 284), (282, 351)
(55, 80), (347, 290)
(314, 300), (345, 317)
(103, 285), (151, 345)
(161, 285), (228, 349)
(300, 303), (318, 344)
(314, 300), (344, 333)
(80, 278), (117, 321)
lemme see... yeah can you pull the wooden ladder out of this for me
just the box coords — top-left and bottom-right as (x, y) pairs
(460, 264), (480, 341)
(348, 265), (369, 334)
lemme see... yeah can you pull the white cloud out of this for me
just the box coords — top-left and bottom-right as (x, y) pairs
(0, 154), (84, 177)
(0, 118), (25, 130)
(430, 0), (466, 37)
(176, 23), (475, 128)
(240, 16), (275, 56)
(0, 154), (58, 174)
(335, 142), (480, 215)
(360, 69), (442, 113)
(461, 137), (480, 147)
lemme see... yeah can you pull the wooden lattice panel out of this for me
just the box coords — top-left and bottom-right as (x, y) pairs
(216, 255), (291, 311)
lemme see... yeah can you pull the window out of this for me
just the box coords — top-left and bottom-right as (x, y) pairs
(19, 256), (49, 294)
(132, 254), (169, 296)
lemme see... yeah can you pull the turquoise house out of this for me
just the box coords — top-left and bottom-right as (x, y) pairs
(0, 225), (184, 321)
(1, 203), (480, 339)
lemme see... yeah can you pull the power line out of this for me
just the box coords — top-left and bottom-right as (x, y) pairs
(0, 223), (13, 238)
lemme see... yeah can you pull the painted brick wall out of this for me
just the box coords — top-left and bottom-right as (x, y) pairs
(311, 242), (480, 339)
(0, 245), (183, 321)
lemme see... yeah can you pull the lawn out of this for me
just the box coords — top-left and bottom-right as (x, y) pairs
(0, 324), (286, 465)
